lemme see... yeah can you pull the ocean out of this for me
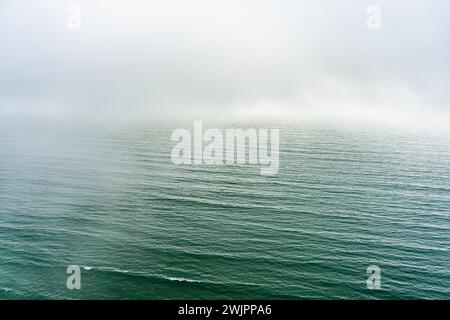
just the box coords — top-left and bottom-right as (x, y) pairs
(0, 119), (449, 299)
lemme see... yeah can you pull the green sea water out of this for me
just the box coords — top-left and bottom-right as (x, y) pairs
(0, 119), (449, 299)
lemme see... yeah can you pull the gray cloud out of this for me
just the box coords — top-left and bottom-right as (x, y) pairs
(1, 0), (449, 123)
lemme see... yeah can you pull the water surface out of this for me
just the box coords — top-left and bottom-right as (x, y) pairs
(0, 119), (449, 299)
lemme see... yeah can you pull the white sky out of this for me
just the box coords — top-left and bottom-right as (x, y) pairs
(1, 0), (449, 125)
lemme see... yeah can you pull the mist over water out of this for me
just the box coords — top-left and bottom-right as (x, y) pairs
(1, 0), (450, 122)
(1, 0), (450, 300)
(0, 119), (449, 299)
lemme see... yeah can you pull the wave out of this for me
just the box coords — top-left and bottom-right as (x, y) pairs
(82, 265), (205, 284)
(0, 287), (22, 296)
(166, 276), (202, 283)
(81, 265), (260, 287)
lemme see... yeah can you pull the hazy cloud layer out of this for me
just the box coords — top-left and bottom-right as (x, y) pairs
(1, 0), (449, 123)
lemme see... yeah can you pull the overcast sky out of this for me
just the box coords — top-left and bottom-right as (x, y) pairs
(1, 0), (449, 124)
